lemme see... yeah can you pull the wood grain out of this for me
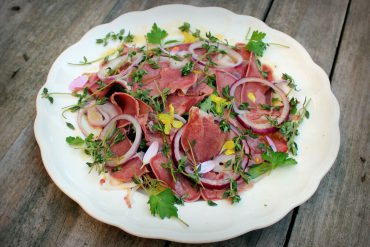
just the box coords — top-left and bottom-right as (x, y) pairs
(287, 0), (370, 246)
(0, 0), (368, 246)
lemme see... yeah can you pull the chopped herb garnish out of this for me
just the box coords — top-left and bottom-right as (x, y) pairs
(282, 73), (298, 91)
(179, 22), (191, 32)
(207, 200), (218, 206)
(181, 61), (194, 76)
(223, 179), (241, 203)
(66, 122), (75, 130)
(41, 88), (54, 104)
(219, 119), (231, 132)
(131, 69), (148, 83)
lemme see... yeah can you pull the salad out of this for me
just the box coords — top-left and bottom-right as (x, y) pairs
(42, 22), (309, 224)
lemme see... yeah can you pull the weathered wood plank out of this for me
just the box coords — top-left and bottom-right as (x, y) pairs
(0, 0), (118, 160)
(266, 0), (349, 75)
(287, 0), (370, 246)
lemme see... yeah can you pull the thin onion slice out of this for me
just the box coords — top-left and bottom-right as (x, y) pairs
(142, 141), (159, 165)
(97, 54), (128, 80)
(189, 41), (243, 68)
(102, 114), (142, 167)
(230, 77), (290, 134)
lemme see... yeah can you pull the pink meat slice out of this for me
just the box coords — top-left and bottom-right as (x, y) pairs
(215, 70), (238, 96)
(149, 153), (200, 202)
(110, 92), (139, 127)
(159, 67), (198, 94)
(166, 83), (213, 115)
(181, 107), (226, 163)
(109, 156), (148, 182)
(201, 188), (227, 201)
(240, 53), (270, 106)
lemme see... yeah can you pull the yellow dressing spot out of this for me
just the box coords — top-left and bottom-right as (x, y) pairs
(172, 120), (183, 129)
(215, 34), (224, 40)
(248, 92), (256, 102)
(223, 140), (235, 150)
(225, 149), (235, 155)
(255, 157), (260, 163)
(182, 31), (196, 43)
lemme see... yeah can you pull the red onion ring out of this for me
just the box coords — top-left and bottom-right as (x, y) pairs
(77, 101), (96, 137)
(265, 135), (277, 152)
(101, 114), (142, 167)
(189, 41), (243, 68)
(97, 54), (128, 80)
(230, 77), (290, 134)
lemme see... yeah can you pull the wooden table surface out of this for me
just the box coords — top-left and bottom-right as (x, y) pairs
(0, 0), (369, 246)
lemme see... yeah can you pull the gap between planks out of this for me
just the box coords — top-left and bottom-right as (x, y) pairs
(282, 0), (352, 246)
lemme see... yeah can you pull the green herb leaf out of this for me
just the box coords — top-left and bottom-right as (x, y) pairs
(246, 30), (268, 57)
(207, 200), (218, 206)
(66, 122), (75, 130)
(147, 23), (168, 45)
(282, 73), (299, 91)
(148, 188), (178, 219)
(179, 22), (191, 32)
(66, 136), (84, 146)
(181, 61), (194, 76)
(248, 148), (297, 179)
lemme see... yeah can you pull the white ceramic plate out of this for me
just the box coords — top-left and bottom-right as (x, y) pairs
(34, 4), (340, 243)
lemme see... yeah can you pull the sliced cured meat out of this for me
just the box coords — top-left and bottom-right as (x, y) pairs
(149, 153), (200, 202)
(166, 83), (213, 115)
(201, 187), (227, 201)
(110, 92), (139, 127)
(110, 129), (132, 156)
(181, 107), (226, 162)
(159, 67), (197, 94)
(215, 70), (238, 96)
(109, 156), (148, 182)
(137, 99), (153, 127)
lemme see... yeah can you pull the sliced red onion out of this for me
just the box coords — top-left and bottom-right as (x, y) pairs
(69, 75), (89, 91)
(142, 141), (159, 165)
(86, 102), (119, 127)
(197, 160), (217, 174)
(115, 53), (144, 79)
(97, 54), (128, 80)
(103, 114), (142, 167)
(173, 128), (184, 162)
(77, 101), (96, 137)
(265, 135), (277, 152)
(230, 77), (290, 134)
(189, 41), (243, 68)
(159, 56), (189, 69)
(174, 114), (186, 123)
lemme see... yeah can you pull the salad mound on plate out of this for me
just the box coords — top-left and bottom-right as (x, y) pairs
(42, 22), (309, 224)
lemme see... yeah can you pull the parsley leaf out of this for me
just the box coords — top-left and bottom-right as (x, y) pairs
(246, 30), (268, 57)
(148, 188), (178, 219)
(66, 136), (84, 146)
(147, 23), (168, 45)
(248, 148), (297, 179)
